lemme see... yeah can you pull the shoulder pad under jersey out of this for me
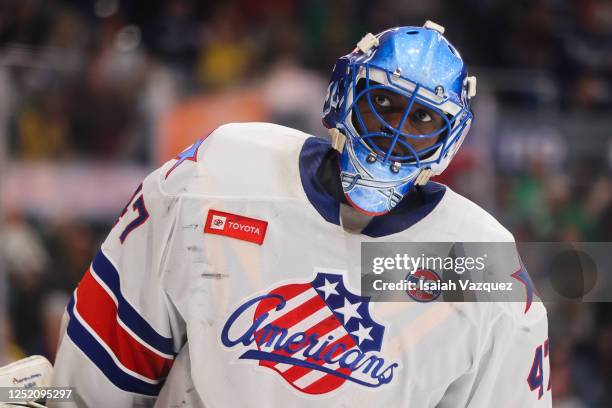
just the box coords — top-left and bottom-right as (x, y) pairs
(158, 122), (313, 199)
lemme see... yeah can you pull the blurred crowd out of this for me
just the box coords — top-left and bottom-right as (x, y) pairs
(1, 0), (612, 406)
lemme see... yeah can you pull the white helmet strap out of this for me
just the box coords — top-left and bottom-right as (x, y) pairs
(328, 128), (346, 152)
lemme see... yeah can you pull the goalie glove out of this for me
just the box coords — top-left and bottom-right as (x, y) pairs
(0, 356), (53, 408)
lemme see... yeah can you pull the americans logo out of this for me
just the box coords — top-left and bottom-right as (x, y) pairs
(221, 273), (398, 394)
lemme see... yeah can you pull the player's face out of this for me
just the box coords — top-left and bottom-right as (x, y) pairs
(355, 88), (445, 159)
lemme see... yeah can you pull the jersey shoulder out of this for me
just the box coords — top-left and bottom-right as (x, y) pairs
(447, 190), (548, 322)
(157, 122), (313, 199)
(428, 187), (548, 323)
(434, 185), (514, 242)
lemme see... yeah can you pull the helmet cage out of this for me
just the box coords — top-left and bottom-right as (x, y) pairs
(340, 63), (472, 169)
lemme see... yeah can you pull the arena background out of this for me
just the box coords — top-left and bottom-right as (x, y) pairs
(1, 0), (612, 406)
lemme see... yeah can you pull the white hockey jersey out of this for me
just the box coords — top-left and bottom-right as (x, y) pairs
(51, 123), (551, 407)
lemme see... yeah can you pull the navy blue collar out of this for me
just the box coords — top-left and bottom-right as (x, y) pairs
(299, 137), (446, 238)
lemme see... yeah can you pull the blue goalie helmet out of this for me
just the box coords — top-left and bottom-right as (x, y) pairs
(323, 21), (477, 215)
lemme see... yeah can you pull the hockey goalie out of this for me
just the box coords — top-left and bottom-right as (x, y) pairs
(4, 21), (550, 408)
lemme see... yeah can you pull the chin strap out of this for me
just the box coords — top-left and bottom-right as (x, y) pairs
(415, 168), (433, 186)
(328, 128), (346, 152)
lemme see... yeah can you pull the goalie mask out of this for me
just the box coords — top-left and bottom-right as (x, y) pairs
(323, 21), (476, 215)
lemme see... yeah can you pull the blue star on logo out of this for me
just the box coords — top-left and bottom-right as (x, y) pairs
(165, 137), (205, 179)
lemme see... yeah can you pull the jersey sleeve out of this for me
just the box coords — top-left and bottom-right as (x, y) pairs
(458, 301), (552, 408)
(51, 168), (182, 407)
(470, 245), (552, 407)
(434, 240), (552, 408)
(435, 272), (552, 408)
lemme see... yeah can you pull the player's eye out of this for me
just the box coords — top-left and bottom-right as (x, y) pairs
(373, 95), (392, 108)
(413, 109), (432, 123)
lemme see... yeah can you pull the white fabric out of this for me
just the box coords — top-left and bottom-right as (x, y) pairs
(51, 123), (550, 408)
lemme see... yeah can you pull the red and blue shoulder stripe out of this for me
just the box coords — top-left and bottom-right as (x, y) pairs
(66, 250), (175, 396)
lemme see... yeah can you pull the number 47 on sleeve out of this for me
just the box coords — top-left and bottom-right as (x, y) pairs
(115, 183), (150, 244)
(528, 338), (551, 400)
